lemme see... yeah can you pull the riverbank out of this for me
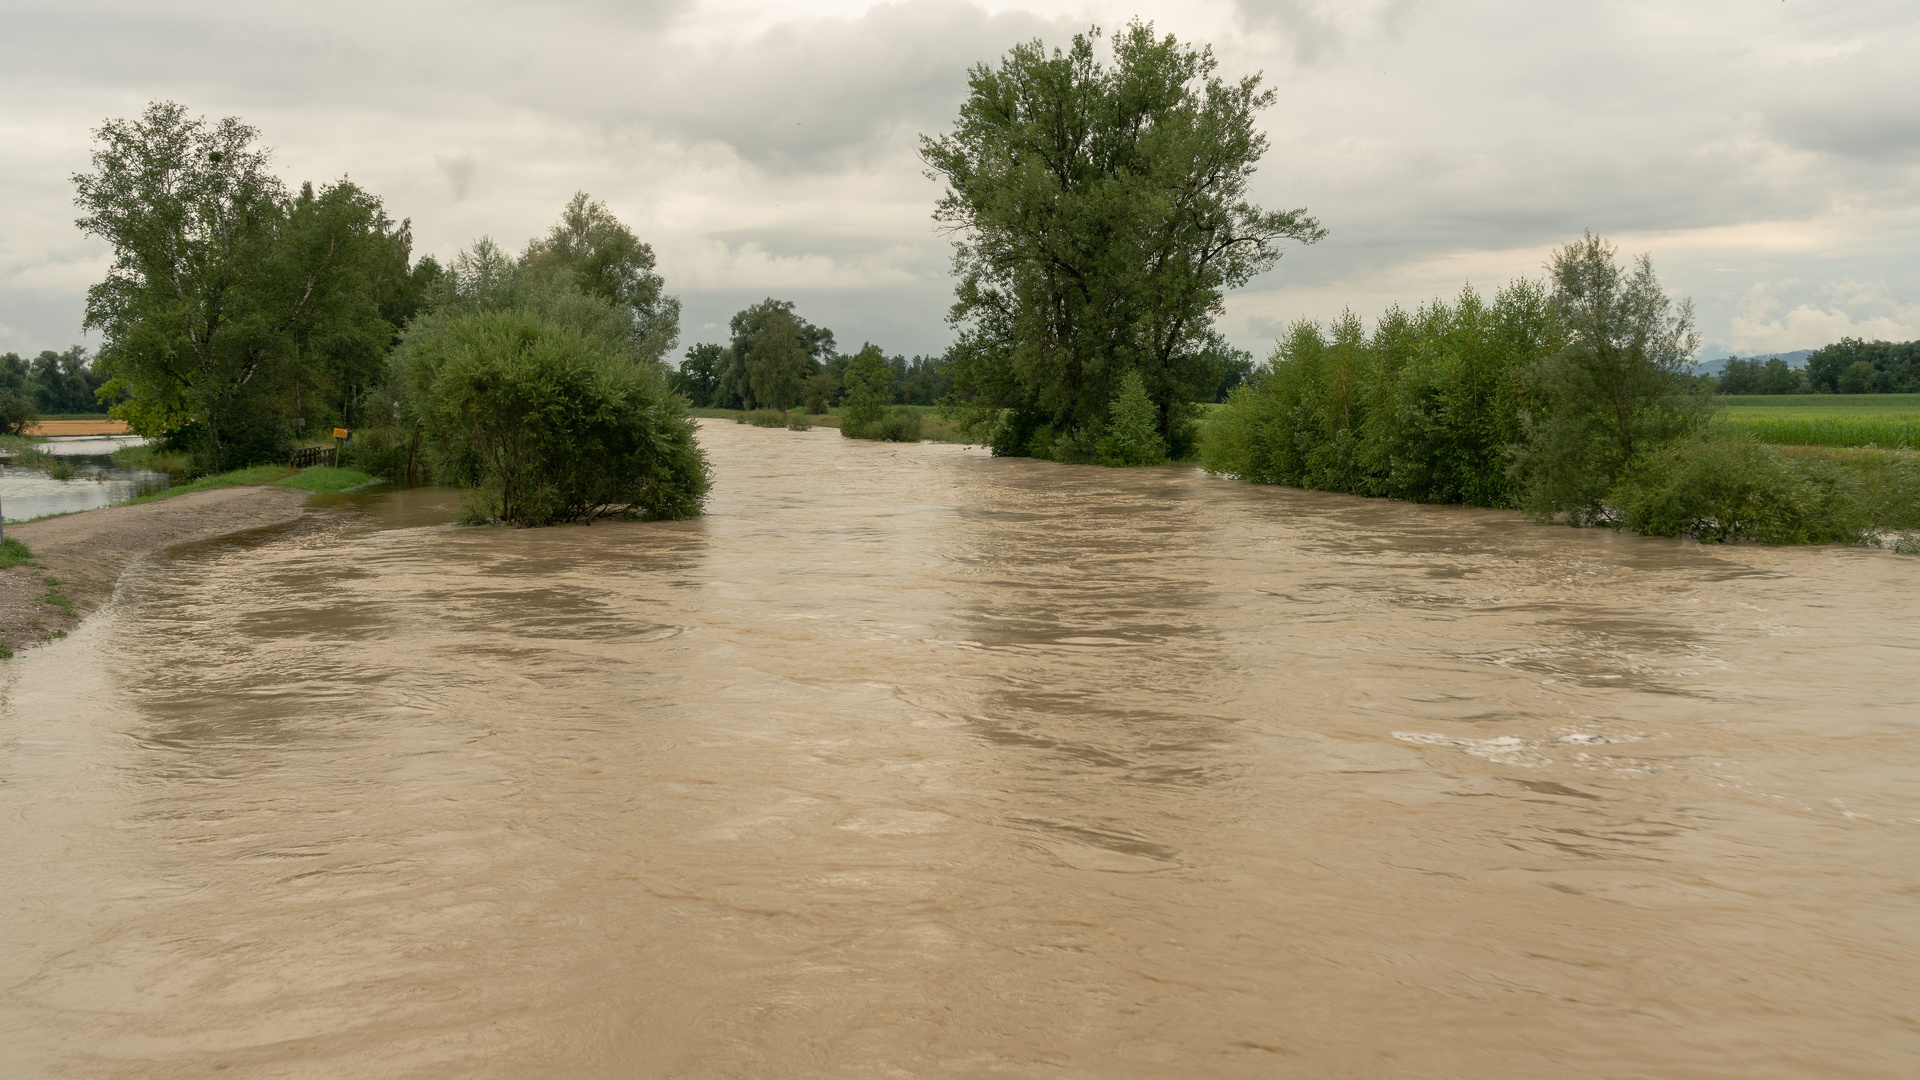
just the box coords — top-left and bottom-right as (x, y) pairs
(0, 484), (310, 656)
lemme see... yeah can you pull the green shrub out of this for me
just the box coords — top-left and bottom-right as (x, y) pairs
(875, 406), (923, 442)
(0, 537), (35, 569)
(1097, 371), (1167, 465)
(0, 391), (37, 436)
(340, 425), (426, 484)
(1609, 436), (1868, 545)
(743, 408), (789, 428)
(399, 308), (710, 525)
(839, 345), (893, 439)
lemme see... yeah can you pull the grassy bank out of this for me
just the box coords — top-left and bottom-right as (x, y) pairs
(120, 464), (382, 506)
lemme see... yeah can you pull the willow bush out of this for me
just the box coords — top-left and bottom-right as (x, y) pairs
(396, 308), (708, 525)
(1201, 279), (1555, 506)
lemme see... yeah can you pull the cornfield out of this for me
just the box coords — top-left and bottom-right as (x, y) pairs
(1722, 412), (1920, 449)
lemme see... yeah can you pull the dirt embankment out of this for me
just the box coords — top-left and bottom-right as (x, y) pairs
(1, 486), (309, 656)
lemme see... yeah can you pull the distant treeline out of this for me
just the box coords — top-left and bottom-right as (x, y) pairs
(670, 313), (955, 412)
(0, 347), (124, 430)
(1711, 339), (1920, 394)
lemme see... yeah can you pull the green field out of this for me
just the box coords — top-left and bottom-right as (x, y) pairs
(1718, 393), (1920, 410)
(1721, 397), (1920, 449)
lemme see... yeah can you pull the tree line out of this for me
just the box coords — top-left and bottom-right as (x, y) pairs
(670, 315), (953, 414)
(1711, 340), (1920, 395)
(0, 347), (121, 432)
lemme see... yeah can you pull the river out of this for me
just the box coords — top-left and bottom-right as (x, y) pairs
(2, 419), (1916, 1078)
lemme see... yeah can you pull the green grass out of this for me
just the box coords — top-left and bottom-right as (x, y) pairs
(275, 466), (381, 493)
(111, 443), (193, 475)
(120, 464), (297, 504)
(40, 576), (73, 617)
(1719, 393), (1920, 409)
(0, 537), (35, 568)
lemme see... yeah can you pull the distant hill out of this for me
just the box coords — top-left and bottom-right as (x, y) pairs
(1692, 349), (1813, 375)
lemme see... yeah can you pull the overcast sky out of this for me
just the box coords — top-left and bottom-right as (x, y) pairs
(3, 0), (1916, 363)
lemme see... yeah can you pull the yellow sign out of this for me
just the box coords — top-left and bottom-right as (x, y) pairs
(332, 427), (350, 439)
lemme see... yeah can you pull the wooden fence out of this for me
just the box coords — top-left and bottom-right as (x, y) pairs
(289, 445), (337, 468)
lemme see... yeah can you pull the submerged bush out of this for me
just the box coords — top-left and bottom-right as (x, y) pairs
(1097, 371), (1167, 466)
(875, 406), (923, 442)
(1608, 436), (1868, 544)
(1200, 280), (1553, 505)
(398, 308), (709, 525)
(840, 345), (895, 440)
(741, 408), (789, 427)
(340, 424), (426, 484)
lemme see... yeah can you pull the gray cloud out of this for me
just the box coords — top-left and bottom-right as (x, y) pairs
(1, 0), (1916, 361)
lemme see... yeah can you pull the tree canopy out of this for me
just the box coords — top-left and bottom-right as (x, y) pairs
(711, 299), (836, 410)
(922, 21), (1323, 456)
(383, 236), (709, 523)
(521, 192), (681, 366)
(72, 101), (433, 470)
(1512, 234), (1710, 522)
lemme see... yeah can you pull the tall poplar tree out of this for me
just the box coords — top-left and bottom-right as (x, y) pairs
(922, 21), (1323, 455)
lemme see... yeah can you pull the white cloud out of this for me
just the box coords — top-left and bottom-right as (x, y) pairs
(1730, 279), (1920, 355)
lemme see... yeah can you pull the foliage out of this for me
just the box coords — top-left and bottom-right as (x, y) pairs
(890, 353), (954, 406)
(741, 409), (790, 427)
(672, 342), (726, 407)
(72, 101), (434, 473)
(839, 344), (893, 438)
(875, 406), (924, 442)
(0, 346), (120, 413)
(1714, 356), (1805, 394)
(744, 310), (810, 410)
(519, 193), (680, 365)
(1200, 279), (1555, 505)
(714, 300), (835, 410)
(394, 307), (709, 526)
(339, 424), (426, 484)
(1097, 370), (1167, 465)
(1805, 337), (1920, 393)
(1510, 234), (1710, 523)
(1609, 435), (1868, 544)
(0, 390), (35, 435)
(923, 21), (1323, 455)
(802, 373), (836, 415)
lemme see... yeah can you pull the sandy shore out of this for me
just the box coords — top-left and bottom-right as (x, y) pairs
(0, 486), (310, 656)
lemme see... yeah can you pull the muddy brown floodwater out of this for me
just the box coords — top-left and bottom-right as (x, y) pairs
(2, 419), (1917, 1078)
